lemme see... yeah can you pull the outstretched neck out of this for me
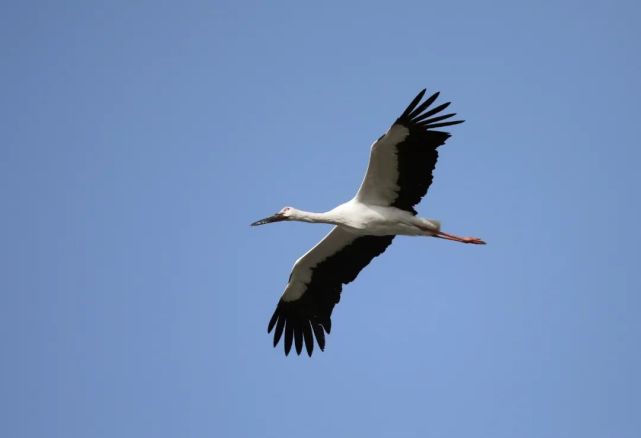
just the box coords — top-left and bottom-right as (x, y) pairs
(293, 209), (338, 225)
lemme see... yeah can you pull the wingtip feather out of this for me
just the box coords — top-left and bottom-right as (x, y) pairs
(426, 120), (465, 129)
(312, 323), (325, 351)
(267, 309), (278, 333)
(400, 89), (427, 118)
(284, 321), (293, 355)
(407, 91), (440, 119)
(415, 112), (457, 125)
(294, 326), (303, 355)
(273, 316), (285, 347)
(416, 101), (451, 121)
(303, 322), (314, 357)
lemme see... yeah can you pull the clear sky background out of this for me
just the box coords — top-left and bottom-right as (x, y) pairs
(2, 1), (640, 437)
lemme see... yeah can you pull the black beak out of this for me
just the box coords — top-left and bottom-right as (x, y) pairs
(251, 213), (286, 226)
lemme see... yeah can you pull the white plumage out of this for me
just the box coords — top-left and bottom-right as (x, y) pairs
(252, 89), (485, 356)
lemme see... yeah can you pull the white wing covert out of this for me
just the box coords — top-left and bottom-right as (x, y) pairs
(355, 89), (464, 214)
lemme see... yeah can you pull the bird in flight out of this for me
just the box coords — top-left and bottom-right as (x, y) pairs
(252, 89), (485, 356)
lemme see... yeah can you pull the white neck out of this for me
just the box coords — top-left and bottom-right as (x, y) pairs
(292, 209), (338, 225)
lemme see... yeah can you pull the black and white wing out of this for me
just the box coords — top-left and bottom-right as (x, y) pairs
(268, 227), (394, 356)
(356, 89), (464, 214)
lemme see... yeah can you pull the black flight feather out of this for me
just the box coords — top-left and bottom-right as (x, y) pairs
(399, 89), (426, 118)
(390, 91), (463, 214)
(268, 234), (394, 356)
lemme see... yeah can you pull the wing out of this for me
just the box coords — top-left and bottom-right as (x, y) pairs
(355, 89), (464, 214)
(267, 227), (394, 356)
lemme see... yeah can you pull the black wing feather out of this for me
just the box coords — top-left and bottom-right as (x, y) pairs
(391, 90), (464, 214)
(302, 322), (314, 356)
(268, 235), (394, 356)
(399, 89), (427, 118)
(407, 91), (440, 119)
(284, 321), (294, 356)
(272, 315), (285, 347)
(423, 120), (465, 129)
(415, 112), (456, 125)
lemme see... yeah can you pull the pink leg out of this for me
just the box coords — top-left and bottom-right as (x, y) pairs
(435, 231), (486, 245)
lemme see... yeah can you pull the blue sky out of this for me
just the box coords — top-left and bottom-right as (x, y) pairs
(2, 1), (641, 437)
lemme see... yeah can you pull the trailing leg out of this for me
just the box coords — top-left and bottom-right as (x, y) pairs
(434, 231), (485, 244)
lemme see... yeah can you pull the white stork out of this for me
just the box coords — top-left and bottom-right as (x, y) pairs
(252, 89), (485, 356)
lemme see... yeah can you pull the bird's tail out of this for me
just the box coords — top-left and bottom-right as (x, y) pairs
(423, 219), (441, 232)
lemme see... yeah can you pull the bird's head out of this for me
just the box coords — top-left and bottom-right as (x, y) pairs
(251, 206), (295, 226)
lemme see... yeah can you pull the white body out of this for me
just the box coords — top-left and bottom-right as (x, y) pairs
(310, 200), (440, 236)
